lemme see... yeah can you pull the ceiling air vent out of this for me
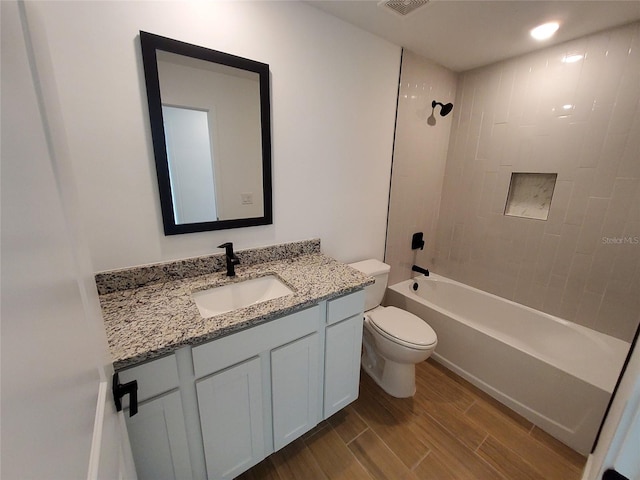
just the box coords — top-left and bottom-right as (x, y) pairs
(379, 0), (430, 17)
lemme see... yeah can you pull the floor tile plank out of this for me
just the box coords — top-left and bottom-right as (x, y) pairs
(465, 401), (582, 479)
(364, 374), (488, 453)
(413, 449), (492, 480)
(304, 425), (373, 480)
(414, 362), (476, 412)
(426, 360), (534, 430)
(354, 380), (431, 468)
(412, 451), (457, 480)
(476, 435), (546, 480)
(358, 379), (437, 470)
(268, 437), (327, 480)
(239, 360), (587, 480)
(530, 426), (587, 469)
(407, 409), (503, 480)
(348, 429), (417, 480)
(327, 405), (368, 444)
(234, 457), (282, 480)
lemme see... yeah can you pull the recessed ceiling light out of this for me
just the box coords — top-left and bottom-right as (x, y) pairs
(562, 54), (584, 63)
(530, 22), (559, 41)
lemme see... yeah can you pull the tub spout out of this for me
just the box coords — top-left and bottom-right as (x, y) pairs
(412, 265), (429, 276)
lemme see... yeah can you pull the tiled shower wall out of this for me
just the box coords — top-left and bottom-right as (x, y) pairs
(385, 50), (457, 286)
(433, 22), (640, 342)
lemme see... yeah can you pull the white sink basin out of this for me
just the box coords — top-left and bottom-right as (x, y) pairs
(192, 275), (294, 318)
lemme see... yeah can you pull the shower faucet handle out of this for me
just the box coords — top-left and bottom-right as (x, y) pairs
(411, 232), (425, 250)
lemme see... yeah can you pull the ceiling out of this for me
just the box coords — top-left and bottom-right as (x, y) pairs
(306, 1), (640, 72)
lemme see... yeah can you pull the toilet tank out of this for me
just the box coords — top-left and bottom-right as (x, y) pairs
(348, 259), (391, 311)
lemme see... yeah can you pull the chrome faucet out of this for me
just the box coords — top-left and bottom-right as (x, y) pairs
(218, 242), (240, 277)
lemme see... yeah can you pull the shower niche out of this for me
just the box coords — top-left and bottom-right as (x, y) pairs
(504, 173), (557, 220)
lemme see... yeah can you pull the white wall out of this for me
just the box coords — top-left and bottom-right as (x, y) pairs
(28, 1), (400, 272)
(2, 1), (124, 476)
(433, 22), (640, 341)
(385, 50), (457, 286)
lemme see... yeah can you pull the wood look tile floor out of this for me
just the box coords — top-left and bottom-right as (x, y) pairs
(237, 359), (587, 480)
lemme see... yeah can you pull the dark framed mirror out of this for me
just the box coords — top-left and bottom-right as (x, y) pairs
(140, 31), (272, 235)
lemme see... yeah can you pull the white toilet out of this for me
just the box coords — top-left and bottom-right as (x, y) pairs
(349, 259), (437, 398)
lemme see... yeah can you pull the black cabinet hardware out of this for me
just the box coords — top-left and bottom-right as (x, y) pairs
(112, 372), (138, 417)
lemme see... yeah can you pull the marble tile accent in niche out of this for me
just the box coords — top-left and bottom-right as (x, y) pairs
(504, 173), (558, 220)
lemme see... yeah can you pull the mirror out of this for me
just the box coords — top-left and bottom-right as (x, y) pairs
(140, 31), (272, 235)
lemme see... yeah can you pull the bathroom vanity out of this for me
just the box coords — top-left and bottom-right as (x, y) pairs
(97, 240), (372, 480)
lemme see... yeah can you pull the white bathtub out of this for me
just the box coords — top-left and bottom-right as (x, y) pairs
(386, 274), (630, 454)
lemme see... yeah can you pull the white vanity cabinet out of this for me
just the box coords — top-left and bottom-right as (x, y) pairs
(118, 290), (364, 480)
(191, 305), (322, 479)
(119, 354), (193, 480)
(195, 357), (265, 479)
(324, 290), (365, 418)
(271, 332), (320, 450)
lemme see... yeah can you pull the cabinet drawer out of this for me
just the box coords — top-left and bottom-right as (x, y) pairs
(192, 305), (321, 379)
(118, 353), (179, 405)
(326, 290), (365, 325)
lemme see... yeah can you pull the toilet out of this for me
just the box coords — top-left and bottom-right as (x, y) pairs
(349, 259), (437, 398)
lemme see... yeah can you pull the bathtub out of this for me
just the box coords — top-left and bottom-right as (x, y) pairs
(385, 274), (630, 455)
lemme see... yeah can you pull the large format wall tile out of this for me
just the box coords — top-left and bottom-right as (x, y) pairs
(433, 21), (640, 342)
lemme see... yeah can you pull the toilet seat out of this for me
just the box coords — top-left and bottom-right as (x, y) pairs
(368, 306), (437, 349)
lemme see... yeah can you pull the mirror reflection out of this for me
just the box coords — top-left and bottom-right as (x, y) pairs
(140, 32), (272, 235)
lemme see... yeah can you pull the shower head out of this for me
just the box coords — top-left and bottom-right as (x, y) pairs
(432, 100), (454, 117)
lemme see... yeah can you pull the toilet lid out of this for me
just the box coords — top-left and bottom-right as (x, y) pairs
(369, 306), (437, 347)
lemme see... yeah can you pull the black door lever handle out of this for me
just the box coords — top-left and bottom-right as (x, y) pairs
(112, 372), (138, 417)
(603, 469), (629, 480)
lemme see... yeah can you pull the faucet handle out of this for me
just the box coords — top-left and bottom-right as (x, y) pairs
(218, 242), (233, 254)
(217, 242), (237, 259)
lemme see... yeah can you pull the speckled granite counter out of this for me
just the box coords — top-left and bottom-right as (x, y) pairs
(98, 241), (373, 370)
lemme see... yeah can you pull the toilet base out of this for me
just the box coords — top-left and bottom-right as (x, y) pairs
(361, 354), (416, 398)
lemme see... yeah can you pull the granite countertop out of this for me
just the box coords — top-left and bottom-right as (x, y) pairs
(100, 251), (373, 370)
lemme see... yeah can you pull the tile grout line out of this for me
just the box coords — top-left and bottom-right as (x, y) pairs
(463, 398), (478, 414)
(345, 425), (370, 446)
(344, 430), (377, 480)
(472, 434), (514, 480)
(411, 449), (432, 472)
(474, 433), (490, 453)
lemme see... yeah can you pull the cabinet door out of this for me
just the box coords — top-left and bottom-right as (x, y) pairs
(196, 356), (264, 480)
(125, 390), (193, 480)
(324, 315), (363, 418)
(271, 333), (320, 450)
